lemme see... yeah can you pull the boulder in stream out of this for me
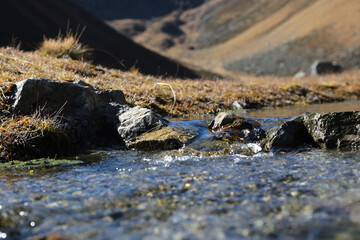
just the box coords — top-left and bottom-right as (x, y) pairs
(117, 106), (169, 141)
(127, 125), (198, 151)
(208, 112), (265, 144)
(303, 111), (360, 150)
(209, 112), (259, 131)
(262, 116), (315, 151)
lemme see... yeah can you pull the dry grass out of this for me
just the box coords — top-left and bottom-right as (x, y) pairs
(0, 42), (359, 159)
(39, 31), (90, 60)
(0, 46), (359, 117)
(0, 112), (62, 160)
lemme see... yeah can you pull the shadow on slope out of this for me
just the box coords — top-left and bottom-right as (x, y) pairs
(0, 0), (200, 78)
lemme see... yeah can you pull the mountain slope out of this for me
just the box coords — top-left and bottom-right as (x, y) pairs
(69, 0), (360, 76)
(70, 0), (205, 20)
(0, 0), (200, 78)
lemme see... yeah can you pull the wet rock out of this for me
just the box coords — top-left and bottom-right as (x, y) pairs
(209, 112), (265, 146)
(213, 129), (251, 142)
(117, 106), (169, 141)
(303, 111), (360, 150)
(262, 116), (315, 151)
(311, 60), (343, 76)
(127, 125), (197, 150)
(213, 128), (265, 143)
(209, 112), (259, 131)
(11, 78), (127, 150)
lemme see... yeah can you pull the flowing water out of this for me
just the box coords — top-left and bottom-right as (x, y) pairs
(1, 101), (360, 240)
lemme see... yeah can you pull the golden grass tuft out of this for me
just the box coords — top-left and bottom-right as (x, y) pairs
(0, 112), (63, 161)
(39, 31), (90, 60)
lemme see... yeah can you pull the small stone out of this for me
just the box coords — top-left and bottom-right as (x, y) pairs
(209, 112), (259, 131)
(293, 71), (306, 78)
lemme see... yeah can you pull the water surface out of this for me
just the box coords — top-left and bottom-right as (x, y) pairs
(1, 101), (360, 240)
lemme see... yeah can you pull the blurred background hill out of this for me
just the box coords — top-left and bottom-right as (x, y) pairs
(71, 0), (360, 77)
(0, 0), (201, 78)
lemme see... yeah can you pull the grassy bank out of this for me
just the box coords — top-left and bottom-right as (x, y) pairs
(0, 39), (359, 160)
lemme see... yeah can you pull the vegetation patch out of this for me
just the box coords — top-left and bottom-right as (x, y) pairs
(0, 35), (359, 161)
(39, 30), (90, 60)
(0, 113), (66, 161)
(0, 158), (84, 169)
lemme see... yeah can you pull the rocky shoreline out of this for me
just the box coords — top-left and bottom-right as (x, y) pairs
(2, 78), (360, 161)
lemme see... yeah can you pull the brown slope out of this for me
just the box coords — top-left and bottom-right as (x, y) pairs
(103, 0), (360, 76)
(0, 0), (199, 78)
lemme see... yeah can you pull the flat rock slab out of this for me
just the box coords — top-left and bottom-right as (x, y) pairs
(127, 125), (198, 151)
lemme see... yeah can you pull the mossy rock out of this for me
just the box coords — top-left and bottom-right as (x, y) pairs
(0, 158), (84, 169)
(127, 126), (198, 151)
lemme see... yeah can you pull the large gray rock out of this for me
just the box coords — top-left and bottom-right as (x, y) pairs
(303, 111), (360, 150)
(11, 78), (127, 148)
(311, 60), (343, 76)
(117, 106), (169, 141)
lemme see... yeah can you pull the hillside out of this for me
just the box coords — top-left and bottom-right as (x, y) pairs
(0, 0), (200, 78)
(72, 0), (360, 77)
(70, 0), (205, 20)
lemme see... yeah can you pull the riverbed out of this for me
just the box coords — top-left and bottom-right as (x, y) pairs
(1, 101), (360, 240)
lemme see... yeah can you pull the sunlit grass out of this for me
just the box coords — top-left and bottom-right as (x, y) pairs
(39, 31), (90, 60)
(0, 113), (62, 160)
(0, 40), (359, 160)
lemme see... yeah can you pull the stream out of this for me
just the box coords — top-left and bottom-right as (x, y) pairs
(1, 101), (360, 240)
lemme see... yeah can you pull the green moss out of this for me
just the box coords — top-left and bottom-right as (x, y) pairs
(0, 158), (84, 169)
(128, 126), (198, 151)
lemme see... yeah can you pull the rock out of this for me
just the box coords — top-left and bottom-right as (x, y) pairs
(98, 89), (126, 104)
(11, 78), (127, 149)
(293, 71), (306, 79)
(209, 112), (259, 131)
(311, 60), (343, 76)
(117, 106), (169, 141)
(127, 125), (198, 151)
(73, 80), (95, 90)
(262, 116), (315, 151)
(213, 128), (265, 143)
(208, 112), (264, 145)
(303, 111), (360, 150)
(232, 101), (245, 110)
